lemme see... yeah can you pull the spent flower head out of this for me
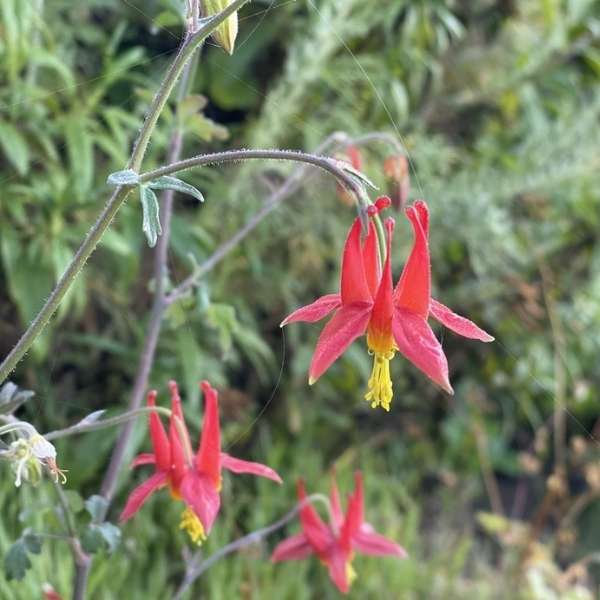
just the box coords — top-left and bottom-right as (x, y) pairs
(0, 421), (66, 487)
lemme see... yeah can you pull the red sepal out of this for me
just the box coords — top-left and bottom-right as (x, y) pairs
(119, 471), (168, 522)
(430, 299), (494, 342)
(308, 303), (371, 383)
(221, 453), (282, 483)
(270, 533), (314, 562)
(280, 294), (341, 327)
(180, 471), (221, 534)
(392, 308), (453, 393)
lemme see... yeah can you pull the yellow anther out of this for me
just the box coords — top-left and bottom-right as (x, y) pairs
(364, 350), (395, 411)
(346, 560), (357, 585)
(179, 506), (206, 545)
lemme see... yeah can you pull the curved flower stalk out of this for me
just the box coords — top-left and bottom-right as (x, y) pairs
(119, 380), (282, 544)
(281, 199), (494, 411)
(271, 472), (406, 594)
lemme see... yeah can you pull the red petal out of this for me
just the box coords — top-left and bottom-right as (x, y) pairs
(131, 453), (155, 468)
(180, 471), (221, 534)
(394, 204), (431, 318)
(368, 219), (395, 342)
(362, 222), (381, 299)
(271, 533), (314, 562)
(119, 471), (168, 522)
(168, 381), (193, 489)
(147, 390), (170, 472)
(220, 453), (282, 483)
(327, 548), (351, 594)
(329, 472), (344, 530)
(353, 527), (407, 558)
(308, 303), (371, 383)
(413, 199), (429, 236)
(297, 479), (333, 554)
(392, 308), (453, 393)
(341, 471), (364, 552)
(196, 381), (221, 488)
(280, 294), (341, 326)
(430, 299), (494, 342)
(340, 219), (372, 304)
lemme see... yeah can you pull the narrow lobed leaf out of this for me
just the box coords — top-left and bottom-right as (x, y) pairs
(139, 185), (162, 248)
(147, 175), (205, 203)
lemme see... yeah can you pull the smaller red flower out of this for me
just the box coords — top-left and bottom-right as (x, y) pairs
(120, 380), (282, 543)
(271, 471), (406, 594)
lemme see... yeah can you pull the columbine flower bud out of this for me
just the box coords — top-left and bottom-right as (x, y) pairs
(201, 1), (239, 55)
(383, 155), (410, 211)
(335, 146), (363, 206)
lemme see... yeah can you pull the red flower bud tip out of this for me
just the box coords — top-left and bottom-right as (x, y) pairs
(336, 146), (364, 206)
(384, 217), (395, 234)
(375, 196), (391, 211)
(346, 145), (363, 171)
(367, 196), (392, 217)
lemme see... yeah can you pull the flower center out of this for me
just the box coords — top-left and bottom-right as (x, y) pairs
(179, 506), (206, 545)
(364, 350), (395, 411)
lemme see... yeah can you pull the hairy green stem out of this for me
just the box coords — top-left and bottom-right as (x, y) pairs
(44, 406), (172, 441)
(0, 0), (253, 385)
(139, 148), (363, 197)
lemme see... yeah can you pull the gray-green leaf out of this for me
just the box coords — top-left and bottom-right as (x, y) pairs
(147, 175), (205, 202)
(81, 523), (121, 554)
(85, 494), (108, 522)
(106, 169), (140, 186)
(140, 185), (162, 247)
(4, 533), (42, 581)
(0, 381), (35, 415)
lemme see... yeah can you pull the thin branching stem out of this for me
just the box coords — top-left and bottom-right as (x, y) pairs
(173, 494), (330, 599)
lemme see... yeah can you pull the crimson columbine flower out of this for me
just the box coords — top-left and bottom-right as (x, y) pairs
(281, 199), (493, 411)
(119, 380), (282, 544)
(271, 471), (406, 594)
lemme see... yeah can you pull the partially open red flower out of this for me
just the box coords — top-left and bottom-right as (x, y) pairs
(119, 380), (282, 543)
(271, 471), (406, 594)
(281, 200), (493, 410)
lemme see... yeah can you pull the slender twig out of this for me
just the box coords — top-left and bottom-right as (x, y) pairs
(0, 0), (253, 386)
(53, 480), (90, 600)
(173, 494), (329, 599)
(472, 420), (505, 515)
(44, 406), (172, 441)
(139, 148), (363, 197)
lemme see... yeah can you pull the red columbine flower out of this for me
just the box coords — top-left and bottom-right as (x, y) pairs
(281, 199), (493, 411)
(119, 380), (282, 544)
(271, 471), (406, 594)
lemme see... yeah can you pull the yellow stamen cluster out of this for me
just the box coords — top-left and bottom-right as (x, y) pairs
(346, 560), (357, 585)
(364, 350), (395, 411)
(180, 506), (206, 545)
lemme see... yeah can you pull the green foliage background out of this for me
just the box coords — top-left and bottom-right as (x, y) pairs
(0, 0), (599, 597)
